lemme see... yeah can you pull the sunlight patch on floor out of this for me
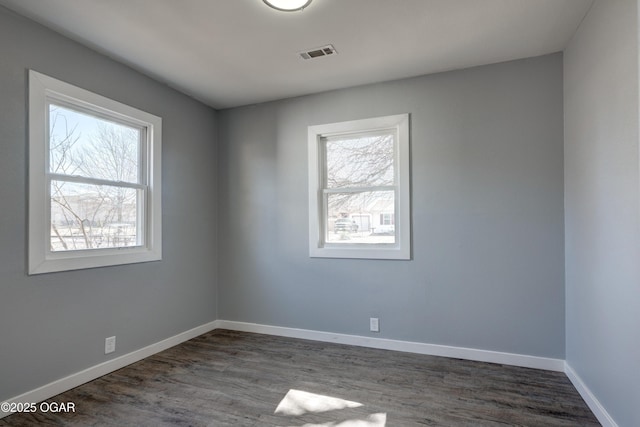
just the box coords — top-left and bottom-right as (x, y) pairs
(274, 389), (386, 426)
(275, 389), (363, 416)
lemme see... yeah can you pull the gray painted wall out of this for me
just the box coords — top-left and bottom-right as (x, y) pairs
(564, 0), (640, 425)
(218, 53), (566, 358)
(0, 7), (218, 401)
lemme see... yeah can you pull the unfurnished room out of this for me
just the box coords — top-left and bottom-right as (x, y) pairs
(0, 0), (638, 426)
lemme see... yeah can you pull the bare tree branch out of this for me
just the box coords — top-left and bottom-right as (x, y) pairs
(48, 109), (140, 251)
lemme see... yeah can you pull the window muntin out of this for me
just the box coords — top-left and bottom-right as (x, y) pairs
(29, 70), (162, 274)
(308, 114), (410, 260)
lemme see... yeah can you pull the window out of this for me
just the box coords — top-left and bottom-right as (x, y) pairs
(28, 70), (162, 274)
(380, 213), (394, 226)
(308, 114), (410, 259)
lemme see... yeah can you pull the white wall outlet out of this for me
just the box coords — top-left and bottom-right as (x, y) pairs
(370, 317), (380, 332)
(105, 336), (116, 354)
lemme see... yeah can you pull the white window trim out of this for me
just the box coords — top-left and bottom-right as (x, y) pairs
(28, 70), (162, 274)
(308, 114), (411, 260)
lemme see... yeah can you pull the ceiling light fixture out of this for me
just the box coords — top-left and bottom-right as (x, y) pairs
(263, 0), (312, 12)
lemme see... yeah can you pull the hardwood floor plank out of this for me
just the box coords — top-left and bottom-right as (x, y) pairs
(1, 330), (599, 426)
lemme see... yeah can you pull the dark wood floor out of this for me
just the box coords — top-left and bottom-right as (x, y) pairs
(1, 329), (599, 426)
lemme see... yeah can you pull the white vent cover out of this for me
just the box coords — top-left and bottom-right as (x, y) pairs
(299, 44), (337, 60)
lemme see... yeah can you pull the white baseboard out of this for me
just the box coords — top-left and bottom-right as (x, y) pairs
(216, 320), (565, 372)
(1, 318), (577, 422)
(1, 320), (220, 420)
(564, 363), (618, 427)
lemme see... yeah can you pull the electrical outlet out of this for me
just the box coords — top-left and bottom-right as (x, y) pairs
(370, 317), (380, 332)
(105, 336), (116, 354)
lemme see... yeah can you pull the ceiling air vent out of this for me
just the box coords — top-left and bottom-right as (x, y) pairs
(299, 44), (337, 60)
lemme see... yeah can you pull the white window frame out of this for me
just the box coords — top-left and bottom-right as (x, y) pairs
(28, 70), (162, 274)
(308, 114), (411, 260)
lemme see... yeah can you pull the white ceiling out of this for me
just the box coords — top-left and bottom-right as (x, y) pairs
(0, 0), (594, 109)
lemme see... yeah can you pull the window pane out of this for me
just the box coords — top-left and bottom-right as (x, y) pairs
(49, 104), (140, 183)
(326, 191), (395, 244)
(325, 132), (394, 189)
(50, 180), (141, 251)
